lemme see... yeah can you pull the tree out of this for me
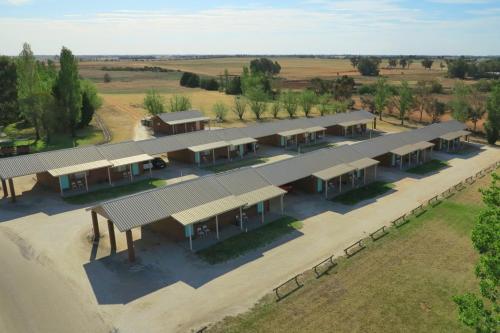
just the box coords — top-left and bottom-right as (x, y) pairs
(281, 90), (298, 118)
(349, 57), (359, 69)
(143, 89), (165, 115)
(246, 87), (267, 120)
(225, 76), (242, 95)
(232, 96), (247, 120)
(357, 57), (380, 76)
(332, 75), (355, 101)
(415, 80), (432, 123)
(374, 77), (392, 121)
(53, 47), (81, 137)
(453, 173), (499, 333)
(0, 56), (18, 126)
(179, 72), (200, 88)
(310, 77), (332, 95)
(37, 61), (58, 142)
(168, 95), (191, 112)
(79, 80), (102, 127)
(440, 62), (446, 71)
(421, 58), (434, 70)
(450, 82), (471, 122)
(298, 90), (316, 117)
(399, 58), (408, 69)
(241, 66), (271, 96)
(331, 100), (349, 113)
(484, 85), (500, 144)
(426, 98), (446, 123)
(213, 102), (228, 122)
(249, 58), (281, 76)
(468, 88), (486, 133)
(395, 80), (413, 125)
(317, 94), (331, 116)
(388, 58), (398, 69)
(407, 59), (414, 69)
(271, 100), (281, 119)
(17, 43), (44, 141)
(103, 73), (111, 83)
(200, 77), (219, 91)
(447, 58), (469, 79)
(360, 95), (376, 114)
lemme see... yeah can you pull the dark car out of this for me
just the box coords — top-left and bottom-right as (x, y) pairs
(151, 157), (167, 169)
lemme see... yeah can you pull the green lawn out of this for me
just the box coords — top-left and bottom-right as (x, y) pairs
(63, 178), (166, 205)
(332, 181), (395, 205)
(207, 173), (492, 333)
(197, 216), (302, 264)
(203, 157), (269, 173)
(2, 122), (105, 153)
(297, 141), (335, 153)
(406, 159), (449, 175)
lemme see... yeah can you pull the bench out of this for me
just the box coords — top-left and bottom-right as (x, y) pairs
(273, 274), (303, 301)
(313, 255), (337, 278)
(370, 226), (389, 241)
(344, 240), (366, 258)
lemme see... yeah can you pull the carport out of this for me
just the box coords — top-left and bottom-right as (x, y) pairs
(303, 126), (326, 144)
(390, 141), (434, 169)
(337, 119), (372, 137)
(438, 130), (470, 152)
(228, 137), (257, 159)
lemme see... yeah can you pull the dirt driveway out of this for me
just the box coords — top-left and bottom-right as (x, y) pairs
(0, 144), (497, 333)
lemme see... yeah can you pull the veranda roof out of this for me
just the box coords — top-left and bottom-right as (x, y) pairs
(348, 158), (379, 170)
(278, 129), (306, 137)
(48, 160), (112, 177)
(166, 116), (210, 125)
(229, 137), (257, 146)
(390, 141), (434, 156)
(188, 141), (230, 153)
(171, 196), (246, 226)
(304, 126), (326, 133)
(439, 130), (471, 141)
(313, 163), (356, 181)
(236, 185), (286, 207)
(110, 154), (153, 168)
(338, 118), (372, 127)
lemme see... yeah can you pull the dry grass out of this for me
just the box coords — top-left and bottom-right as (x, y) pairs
(206, 173), (495, 333)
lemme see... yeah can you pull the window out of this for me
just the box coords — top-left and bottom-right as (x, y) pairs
(114, 165), (127, 172)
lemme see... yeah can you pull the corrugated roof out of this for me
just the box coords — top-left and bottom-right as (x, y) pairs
(391, 141), (434, 156)
(313, 163), (357, 181)
(189, 141), (230, 153)
(110, 154), (153, 168)
(236, 185), (286, 207)
(278, 128), (307, 137)
(440, 130), (471, 141)
(172, 196), (245, 226)
(48, 160), (112, 177)
(229, 137), (257, 146)
(348, 158), (379, 170)
(156, 110), (207, 124)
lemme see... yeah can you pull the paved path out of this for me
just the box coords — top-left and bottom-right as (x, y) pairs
(0, 144), (497, 333)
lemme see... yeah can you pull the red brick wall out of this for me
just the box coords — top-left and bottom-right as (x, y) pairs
(146, 216), (185, 241)
(257, 135), (281, 146)
(289, 176), (316, 193)
(151, 116), (206, 136)
(168, 149), (195, 164)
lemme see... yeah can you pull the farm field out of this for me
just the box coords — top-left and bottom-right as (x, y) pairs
(205, 170), (495, 333)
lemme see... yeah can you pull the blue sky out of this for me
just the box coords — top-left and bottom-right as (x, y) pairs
(1, 0), (499, 55)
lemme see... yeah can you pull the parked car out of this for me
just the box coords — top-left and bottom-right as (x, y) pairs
(152, 157), (167, 169)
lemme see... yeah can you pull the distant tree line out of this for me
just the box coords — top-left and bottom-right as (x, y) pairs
(100, 66), (177, 73)
(0, 43), (101, 142)
(447, 58), (500, 79)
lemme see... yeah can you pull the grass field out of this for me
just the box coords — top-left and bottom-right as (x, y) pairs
(197, 216), (302, 264)
(63, 178), (166, 205)
(407, 159), (449, 175)
(206, 172), (494, 333)
(332, 181), (395, 205)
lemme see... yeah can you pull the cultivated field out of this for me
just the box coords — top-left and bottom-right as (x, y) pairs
(206, 171), (494, 333)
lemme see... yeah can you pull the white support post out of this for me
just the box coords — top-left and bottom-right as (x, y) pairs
(261, 206), (265, 224)
(374, 164), (377, 179)
(129, 164), (133, 182)
(215, 215), (219, 240)
(212, 149), (216, 165)
(339, 175), (342, 193)
(351, 172), (354, 188)
(189, 233), (193, 251)
(325, 180), (328, 199)
(400, 155), (403, 170)
(408, 153), (411, 168)
(149, 164), (152, 178)
(58, 176), (64, 196)
(107, 167), (112, 185)
(227, 146), (231, 161)
(84, 173), (89, 192)
(253, 142), (257, 156)
(364, 168), (367, 184)
(239, 207), (243, 230)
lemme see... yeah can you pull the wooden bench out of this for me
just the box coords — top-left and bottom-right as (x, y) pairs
(273, 274), (303, 301)
(344, 240), (366, 258)
(313, 255), (336, 278)
(370, 226), (389, 241)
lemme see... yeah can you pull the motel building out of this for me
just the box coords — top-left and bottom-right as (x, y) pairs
(149, 109), (210, 136)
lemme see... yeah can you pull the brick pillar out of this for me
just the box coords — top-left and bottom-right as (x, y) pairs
(91, 211), (100, 240)
(126, 230), (135, 262)
(107, 220), (116, 251)
(8, 178), (15, 203)
(1, 179), (7, 198)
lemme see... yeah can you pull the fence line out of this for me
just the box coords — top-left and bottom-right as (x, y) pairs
(272, 162), (498, 300)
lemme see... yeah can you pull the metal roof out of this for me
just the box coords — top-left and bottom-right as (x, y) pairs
(439, 130), (471, 141)
(278, 128), (307, 137)
(110, 154), (153, 168)
(304, 126), (326, 133)
(172, 196), (245, 226)
(313, 163), (357, 181)
(229, 137), (257, 146)
(156, 110), (208, 124)
(189, 141), (230, 153)
(48, 160), (112, 177)
(348, 158), (379, 170)
(390, 141), (434, 156)
(236, 185), (286, 207)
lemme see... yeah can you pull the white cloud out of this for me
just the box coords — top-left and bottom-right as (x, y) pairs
(3, 0), (30, 5)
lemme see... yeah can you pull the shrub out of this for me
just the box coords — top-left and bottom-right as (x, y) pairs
(103, 73), (111, 83)
(200, 77), (219, 91)
(213, 102), (228, 122)
(180, 72), (200, 88)
(232, 97), (247, 120)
